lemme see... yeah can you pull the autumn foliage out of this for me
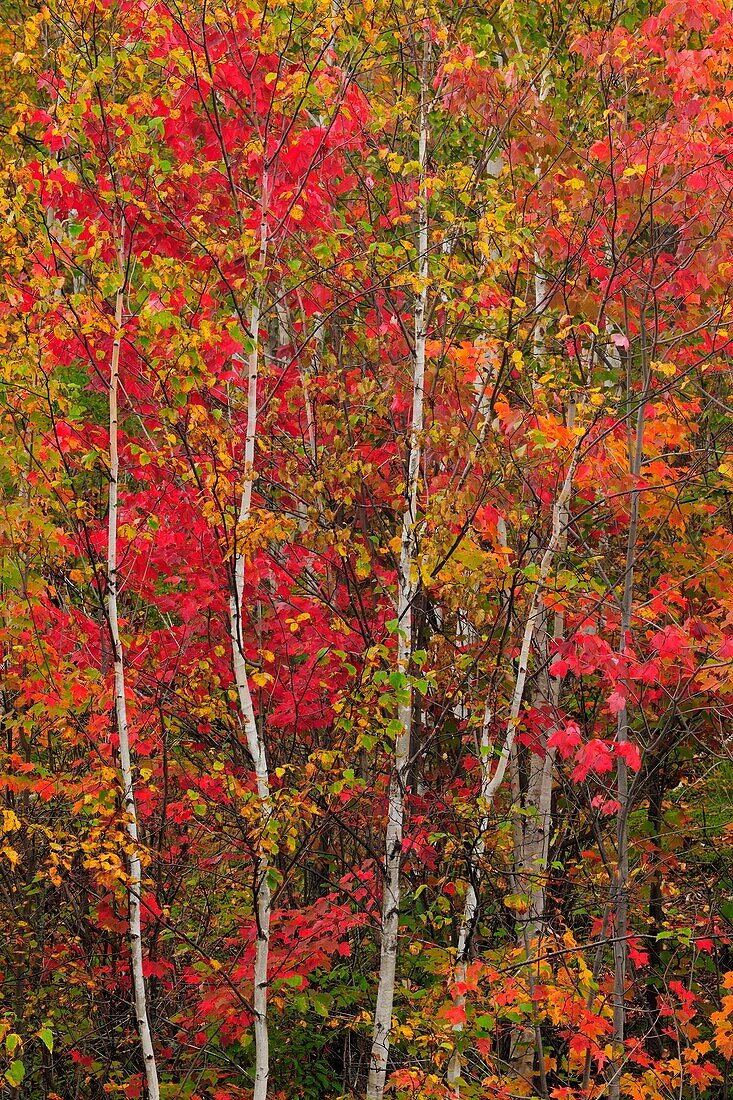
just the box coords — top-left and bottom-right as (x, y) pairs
(3, 0), (733, 1097)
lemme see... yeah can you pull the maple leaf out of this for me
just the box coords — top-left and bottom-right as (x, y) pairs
(616, 741), (642, 770)
(607, 690), (627, 715)
(441, 1003), (467, 1027)
(628, 937), (649, 966)
(591, 794), (622, 815)
(571, 740), (615, 781)
(547, 721), (582, 759)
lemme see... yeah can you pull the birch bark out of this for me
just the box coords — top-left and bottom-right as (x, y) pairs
(506, 227), (571, 1082)
(366, 34), (429, 1100)
(228, 174), (273, 1100)
(510, 400), (576, 1087)
(447, 427), (581, 1094)
(106, 233), (160, 1100)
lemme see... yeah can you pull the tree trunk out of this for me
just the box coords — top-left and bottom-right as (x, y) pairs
(448, 429), (581, 1095)
(107, 232), (160, 1100)
(609, 319), (649, 1100)
(447, 706), (511, 1095)
(229, 173), (273, 1100)
(510, 401), (576, 1087)
(366, 32), (430, 1100)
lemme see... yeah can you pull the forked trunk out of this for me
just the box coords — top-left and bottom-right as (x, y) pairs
(510, 401), (575, 1087)
(448, 427), (581, 1095)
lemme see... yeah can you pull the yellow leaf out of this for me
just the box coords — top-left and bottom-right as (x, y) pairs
(503, 893), (530, 913)
(2, 844), (20, 867)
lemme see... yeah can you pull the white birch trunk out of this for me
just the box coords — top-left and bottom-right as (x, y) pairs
(509, 401), (576, 1087)
(107, 236), (160, 1100)
(366, 35), (429, 1100)
(228, 174), (272, 1100)
(518, 401), (576, 934)
(447, 431), (581, 1094)
(515, 259), (559, 942)
(447, 705), (512, 1093)
(506, 217), (566, 1087)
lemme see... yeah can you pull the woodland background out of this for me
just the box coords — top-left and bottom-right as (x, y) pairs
(2, 0), (733, 1098)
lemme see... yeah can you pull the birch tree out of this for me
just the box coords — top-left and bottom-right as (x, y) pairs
(366, 29), (430, 1100)
(447, 423), (583, 1095)
(106, 229), (160, 1100)
(228, 167), (273, 1100)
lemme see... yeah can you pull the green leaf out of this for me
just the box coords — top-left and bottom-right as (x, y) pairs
(37, 1028), (53, 1054)
(311, 993), (331, 1017)
(5, 1060), (24, 1087)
